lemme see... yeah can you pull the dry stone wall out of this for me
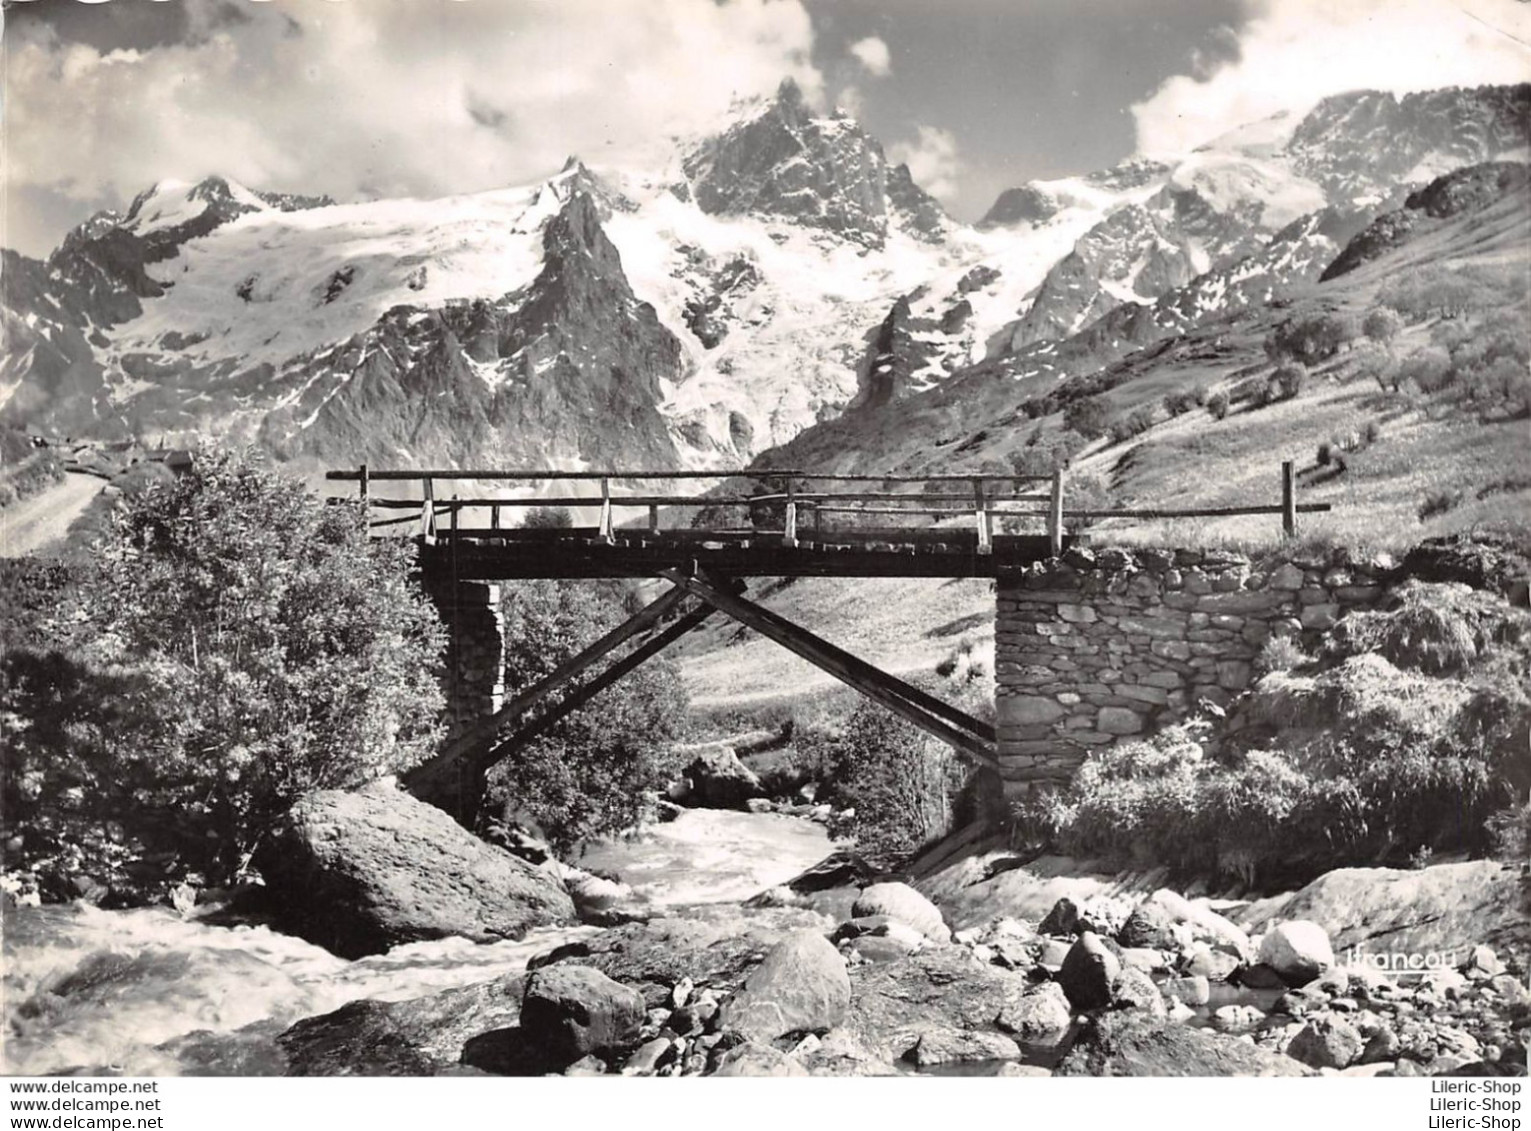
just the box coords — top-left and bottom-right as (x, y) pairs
(996, 546), (1388, 794)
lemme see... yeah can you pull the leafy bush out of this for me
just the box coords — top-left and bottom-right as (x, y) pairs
(1265, 312), (1354, 365)
(1398, 346), (1453, 394)
(1418, 490), (1463, 521)
(800, 699), (968, 861)
(523, 506), (573, 529)
(484, 579), (688, 853)
(1063, 396), (1110, 440)
(1263, 363), (1306, 403)
(1162, 391), (1198, 417)
(1206, 391), (1231, 421)
(1363, 307), (1404, 344)
(1, 446), (447, 889)
(1107, 406), (1157, 445)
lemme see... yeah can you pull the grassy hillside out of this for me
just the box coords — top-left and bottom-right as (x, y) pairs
(684, 170), (1529, 714)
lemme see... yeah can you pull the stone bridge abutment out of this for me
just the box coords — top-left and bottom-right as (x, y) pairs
(995, 547), (1389, 796)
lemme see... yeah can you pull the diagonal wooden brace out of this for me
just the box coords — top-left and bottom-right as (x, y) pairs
(659, 569), (1000, 772)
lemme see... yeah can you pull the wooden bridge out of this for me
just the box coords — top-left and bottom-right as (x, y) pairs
(325, 464), (1329, 820)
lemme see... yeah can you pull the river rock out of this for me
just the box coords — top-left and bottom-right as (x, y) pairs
(996, 982), (1072, 1042)
(1286, 1015), (1364, 1070)
(905, 1029), (1022, 1067)
(794, 1028), (899, 1076)
(1039, 896), (1082, 937)
(1162, 975), (1211, 1007)
(1057, 1013), (1306, 1076)
(852, 883), (951, 943)
(520, 966), (645, 1066)
(712, 1042), (807, 1077)
(833, 915), (927, 951)
(1059, 931), (1121, 1011)
(720, 930), (850, 1042)
(1140, 888), (1254, 958)
(256, 783), (574, 959)
(620, 1037), (674, 1076)
(684, 748), (764, 808)
(1184, 942), (1241, 982)
(277, 972), (526, 1075)
(843, 946), (1032, 1060)
(1258, 920), (1335, 986)
(1110, 966), (1167, 1017)
(1118, 903), (1177, 949)
(527, 917), (768, 1007)
(1464, 945), (1506, 979)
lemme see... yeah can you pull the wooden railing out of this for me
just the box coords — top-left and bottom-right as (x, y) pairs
(326, 460), (1328, 554)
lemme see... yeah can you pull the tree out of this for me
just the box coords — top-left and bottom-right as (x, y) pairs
(484, 579), (688, 853)
(1265, 313), (1351, 366)
(1268, 363), (1306, 403)
(4, 446), (447, 886)
(1363, 307), (1403, 345)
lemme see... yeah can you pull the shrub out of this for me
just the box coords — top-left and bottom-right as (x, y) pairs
(1316, 442), (1332, 466)
(1107, 406), (1157, 445)
(1259, 634), (1314, 674)
(1206, 391), (1230, 421)
(1264, 363), (1305, 403)
(1398, 346), (1453, 394)
(1, 446), (447, 888)
(1363, 307), (1404, 345)
(1162, 391), (1197, 417)
(523, 505), (573, 529)
(1063, 396), (1110, 440)
(802, 699), (967, 861)
(1265, 312), (1353, 366)
(484, 579), (687, 853)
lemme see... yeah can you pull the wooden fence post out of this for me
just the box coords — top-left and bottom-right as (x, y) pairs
(1048, 469), (1065, 556)
(1281, 461), (1296, 538)
(648, 503), (661, 534)
(783, 480), (798, 547)
(973, 479), (992, 555)
(358, 464), (368, 502)
(598, 476), (614, 544)
(421, 478), (436, 544)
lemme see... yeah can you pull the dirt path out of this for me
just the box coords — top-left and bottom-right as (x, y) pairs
(0, 472), (107, 557)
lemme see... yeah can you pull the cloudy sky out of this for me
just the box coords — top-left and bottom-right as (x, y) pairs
(5, 0), (1530, 256)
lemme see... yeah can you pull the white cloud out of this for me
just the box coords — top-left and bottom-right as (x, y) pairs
(1133, 0), (1531, 155)
(848, 34), (891, 78)
(6, 0), (823, 248)
(889, 125), (962, 202)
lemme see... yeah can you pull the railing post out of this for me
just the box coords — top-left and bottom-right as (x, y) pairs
(648, 503), (660, 534)
(598, 476), (614, 544)
(783, 480), (798, 548)
(1282, 460), (1296, 538)
(490, 503), (501, 531)
(1048, 469), (1065, 557)
(421, 477), (436, 544)
(358, 464), (368, 502)
(973, 478), (992, 555)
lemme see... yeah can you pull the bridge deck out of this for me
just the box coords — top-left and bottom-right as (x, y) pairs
(423, 527), (1066, 579)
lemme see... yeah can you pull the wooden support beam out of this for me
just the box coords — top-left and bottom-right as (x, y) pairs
(783, 480), (798, 548)
(660, 570), (1000, 771)
(358, 464), (369, 503)
(404, 583), (694, 798)
(1048, 470), (1064, 557)
(1281, 460), (1297, 538)
(479, 602), (716, 766)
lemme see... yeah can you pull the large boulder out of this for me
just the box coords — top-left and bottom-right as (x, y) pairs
(843, 946), (1033, 1060)
(256, 784), (574, 958)
(712, 1042), (808, 1077)
(520, 966), (645, 1067)
(1257, 920), (1336, 986)
(1237, 861), (1531, 959)
(996, 982), (1072, 1043)
(526, 917), (771, 1008)
(277, 973), (526, 1076)
(1057, 1013), (1307, 1077)
(1058, 931), (1121, 1012)
(721, 930), (850, 1042)
(852, 882), (951, 943)
(684, 747), (764, 808)
(1286, 1015), (1365, 1070)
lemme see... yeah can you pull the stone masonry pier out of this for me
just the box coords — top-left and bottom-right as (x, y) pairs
(996, 546), (1389, 794)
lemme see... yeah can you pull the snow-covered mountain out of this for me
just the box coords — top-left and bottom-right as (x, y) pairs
(2, 80), (1526, 477)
